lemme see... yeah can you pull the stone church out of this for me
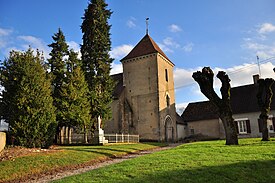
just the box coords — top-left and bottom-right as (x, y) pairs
(104, 33), (178, 142)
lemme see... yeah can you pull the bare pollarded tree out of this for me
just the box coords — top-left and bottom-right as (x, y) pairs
(257, 73), (274, 141)
(192, 67), (238, 145)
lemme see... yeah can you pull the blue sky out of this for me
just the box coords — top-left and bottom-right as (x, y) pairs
(1, 0), (275, 113)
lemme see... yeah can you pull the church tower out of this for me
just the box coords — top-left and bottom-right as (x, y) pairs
(119, 33), (177, 142)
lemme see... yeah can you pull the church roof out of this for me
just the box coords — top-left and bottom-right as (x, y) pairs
(121, 34), (173, 65)
(111, 73), (124, 99)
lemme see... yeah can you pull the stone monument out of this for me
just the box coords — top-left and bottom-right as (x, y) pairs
(93, 116), (108, 145)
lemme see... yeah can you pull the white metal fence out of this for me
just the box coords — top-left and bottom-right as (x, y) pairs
(104, 134), (139, 143)
(59, 133), (139, 144)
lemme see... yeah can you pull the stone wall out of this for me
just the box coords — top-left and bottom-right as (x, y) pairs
(0, 132), (6, 152)
(187, 119), (221, 139)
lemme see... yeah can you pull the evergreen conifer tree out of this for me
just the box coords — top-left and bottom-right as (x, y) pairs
(81, 0), (114, 126)
(0, 48), (56, 148)
(59, 50), (91, 143)
(48, 28), (69, 135)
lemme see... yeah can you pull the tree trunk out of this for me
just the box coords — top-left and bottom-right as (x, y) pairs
(261, 115), (270, 141)
(257, 78), (274, 141)
(220, 115), (238, 145)
(192, 67), (238, 145)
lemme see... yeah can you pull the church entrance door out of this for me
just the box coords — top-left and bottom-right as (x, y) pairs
(165, 116), (173, 142)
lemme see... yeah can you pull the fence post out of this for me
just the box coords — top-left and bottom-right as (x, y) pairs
(116, 133), (117, 143)
(128, 134), (129, 143)
(122, 133), (124, 143)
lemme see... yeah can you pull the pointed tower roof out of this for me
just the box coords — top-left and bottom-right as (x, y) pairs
(121, 34), (173, 65)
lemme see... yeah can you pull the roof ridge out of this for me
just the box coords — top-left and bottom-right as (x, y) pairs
(146, 34), (171, 62)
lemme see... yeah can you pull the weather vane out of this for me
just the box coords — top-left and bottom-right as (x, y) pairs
(146, 17), (149, 34)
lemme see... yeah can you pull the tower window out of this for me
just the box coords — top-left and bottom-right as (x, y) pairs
(165, 69), (168, 82)
(166, 95), (170, 107)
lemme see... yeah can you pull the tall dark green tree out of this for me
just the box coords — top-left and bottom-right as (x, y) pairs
(48, 28), (69, 135)
(0, 48), (56, 148)
(59, 50), (91, 143)
(81, 0), (114, 126)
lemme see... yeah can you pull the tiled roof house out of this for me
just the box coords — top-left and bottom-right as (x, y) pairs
(182, 77), (275, 139)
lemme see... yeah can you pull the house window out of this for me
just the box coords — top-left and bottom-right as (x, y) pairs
(165, 69), (168, 82)
(235, 118), (251, 134)
(190, 129), (195, 135)
(238, 120), (247, 133)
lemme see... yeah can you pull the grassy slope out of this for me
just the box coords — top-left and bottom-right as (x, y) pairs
(0, 143), (165, 182)
(56, 139), (275, 183)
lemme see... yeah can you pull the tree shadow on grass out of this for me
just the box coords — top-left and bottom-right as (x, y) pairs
(69, 160), (275, 183)
(114, 160), (275, 183)
(64, 147), (141, 158)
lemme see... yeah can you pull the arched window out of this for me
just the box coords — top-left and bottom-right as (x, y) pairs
(166, 95), (170, 107)
(165, 69), (168, 82)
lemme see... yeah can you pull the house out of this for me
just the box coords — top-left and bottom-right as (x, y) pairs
(176, 113), (187, 140)
(104, 33), (178, 142)
(182, 75), (275, 139)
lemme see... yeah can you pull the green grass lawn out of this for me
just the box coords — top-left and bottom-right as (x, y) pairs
(0, 142), (165, 182)
(55, 139), (275, 183)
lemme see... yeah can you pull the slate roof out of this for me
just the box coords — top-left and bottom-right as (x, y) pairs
(182, 83), (275, 122)
(182, 101), (219, 122)
(121, 34), (174, 65)
(111, 73), (124, 99)
(176, 112), (187, 125)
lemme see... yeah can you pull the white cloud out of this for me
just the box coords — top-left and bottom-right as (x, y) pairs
(176, 102), (188, 114)
(67, 41), (80, 51)
(242, 40), (275, 59)
(0, 28), (12, 36)
(18, 35), (43, 46)
(174, 62), (275, 104)
(242, 42), (266, 50)
(161, 37), (193, 53)
(242, 23), (275, 59)
(1, 32), (52, 59)
(0, 27), (13, 49)
(0, 39), (7, 49)
(158, 42), (174, 53)
(182, 42), (194, 52)
(67, 41), (81, 59)
(174, 67), (198, 89)
(258, 23), (275, 34)
(110, 44), (133, 59)
(163, 37), (180, 48)
(17, 35), (50, 57)
(110, 62), (123, 75)
(173, 62), (275, 110)
(126, 17), (137, 28)
(168, 24), (182, 33)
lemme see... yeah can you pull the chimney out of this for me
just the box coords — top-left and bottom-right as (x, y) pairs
(253, 74), (259, 84)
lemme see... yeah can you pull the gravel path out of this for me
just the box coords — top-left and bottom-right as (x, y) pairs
(27, 143), (181, 183)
